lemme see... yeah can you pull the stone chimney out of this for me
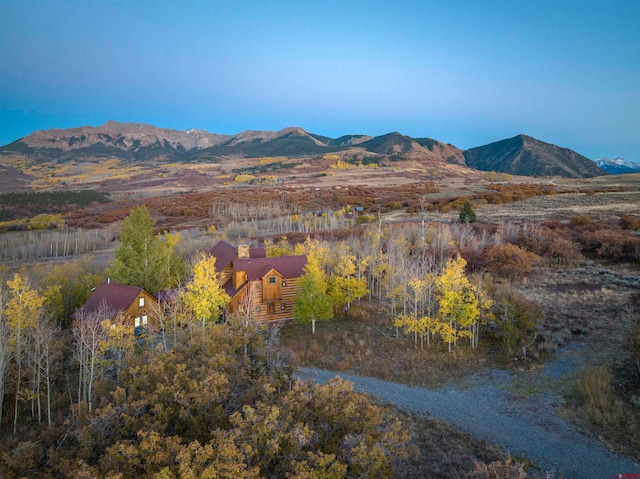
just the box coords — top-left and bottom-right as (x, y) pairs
(238, 244), (250, 259)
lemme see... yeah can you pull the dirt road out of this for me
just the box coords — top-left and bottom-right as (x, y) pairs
(297, 362), (640, 479)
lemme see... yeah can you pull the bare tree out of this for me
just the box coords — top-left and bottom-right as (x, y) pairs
(30, 318), (61, 426)
(72, 301), (112, 411)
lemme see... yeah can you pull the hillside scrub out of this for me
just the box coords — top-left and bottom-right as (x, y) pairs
(0, 272), (412, 478)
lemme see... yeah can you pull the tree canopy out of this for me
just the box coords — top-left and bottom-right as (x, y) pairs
(181, 253), (230, 328)
(459, 201), (477, 223)
(110, 205), (185, 293)
(293, 254), (333, 334)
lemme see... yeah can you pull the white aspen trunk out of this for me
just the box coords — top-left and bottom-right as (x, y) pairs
(87, 346), (96, 412)
(36, 347), (42, 423)
(46, 346), (52, 427)
(13, 321), (22, 434)
(77, 336), (84, 406)
(0, 322), (7, 432)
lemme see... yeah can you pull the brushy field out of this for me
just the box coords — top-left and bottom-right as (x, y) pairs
(280, 305), (501, 388)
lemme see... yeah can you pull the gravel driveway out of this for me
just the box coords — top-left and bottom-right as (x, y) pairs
(296, 364), (640, 479)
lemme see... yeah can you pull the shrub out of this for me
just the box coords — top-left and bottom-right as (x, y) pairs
(544, 234), (582, 265)
(459, 247), (487, 273)
(356, 214), (375, 224)
(570, 214), (593, 227)
(485, 244), (539, 281)
(465, 458), (527, 479)
(620, 215), (640, 231)
(578, 229), (640, 262)
(482, 171), (513, 182)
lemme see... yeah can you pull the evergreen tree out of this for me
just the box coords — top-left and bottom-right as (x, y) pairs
(110, 206), (184, 293)
(459, 201), (477, 223)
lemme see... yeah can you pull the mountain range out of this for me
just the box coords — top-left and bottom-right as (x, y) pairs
(0, 121), (606, 179)
(595, 158), (640, 174)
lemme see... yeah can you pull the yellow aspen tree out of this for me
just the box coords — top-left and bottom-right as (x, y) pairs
(293, 253), (333, 335)
(157, 231), (187, 289)
(436, 256), (479, 353)
(181, 254), (230, 332)
(393, 314), (421, 349)
(100, 317), (135, 380)
(328, 253), (368, 316)
(0, 284), (10, 432)
(470, 274), (494, 349)
(264, 236), (295, 257)
(294, 236), (331, 268)
(422, 272), (439, 346)
(418, 315), (440, 348)
(354, 252), (371, 299)
(6, 273), (44, 433)
(408, 277), (426, 320)
(393, 314), (413, 337)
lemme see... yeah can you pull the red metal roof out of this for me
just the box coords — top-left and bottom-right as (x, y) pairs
(208, 241), (267, 271)
(250, 247), (267, 258)
(208, 241), (238, 271)
(74, 280), (146, 317)
(232, 255), (307, 281)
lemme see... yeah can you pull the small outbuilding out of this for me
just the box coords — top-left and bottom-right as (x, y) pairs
(73, 279), (158, 332)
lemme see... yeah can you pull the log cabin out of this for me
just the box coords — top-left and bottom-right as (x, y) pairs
(72, 279), (158, 333)
(209, 241), (307, 324)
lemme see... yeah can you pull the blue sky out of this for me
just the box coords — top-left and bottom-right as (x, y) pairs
(1, 0), (639, 160)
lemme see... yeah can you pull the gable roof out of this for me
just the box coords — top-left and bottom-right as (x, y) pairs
(208, 240), (267, 271)
(232, 255), (307, 281)
(208, 241), (238, 271)
(250, 247), (267, 258)
(76, 281), (145, 317)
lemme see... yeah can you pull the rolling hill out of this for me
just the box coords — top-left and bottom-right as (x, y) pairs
(463, 135), (605, 178)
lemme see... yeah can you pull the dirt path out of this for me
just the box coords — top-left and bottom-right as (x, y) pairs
(297, 358), (640, 479)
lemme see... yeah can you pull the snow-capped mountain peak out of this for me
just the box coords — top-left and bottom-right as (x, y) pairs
(595, 158), (640, 174)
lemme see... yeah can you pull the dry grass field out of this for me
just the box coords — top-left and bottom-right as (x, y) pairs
(281, 310), (495, 387)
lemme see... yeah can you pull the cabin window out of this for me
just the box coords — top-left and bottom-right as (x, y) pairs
(139, 297), (145, 307)
(269, 276), (277, 284)
(281, 303), (286, 311)
(135, 317), (141, 327)
(267, 302), (275, 314)
(141, 315), (148, 326)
